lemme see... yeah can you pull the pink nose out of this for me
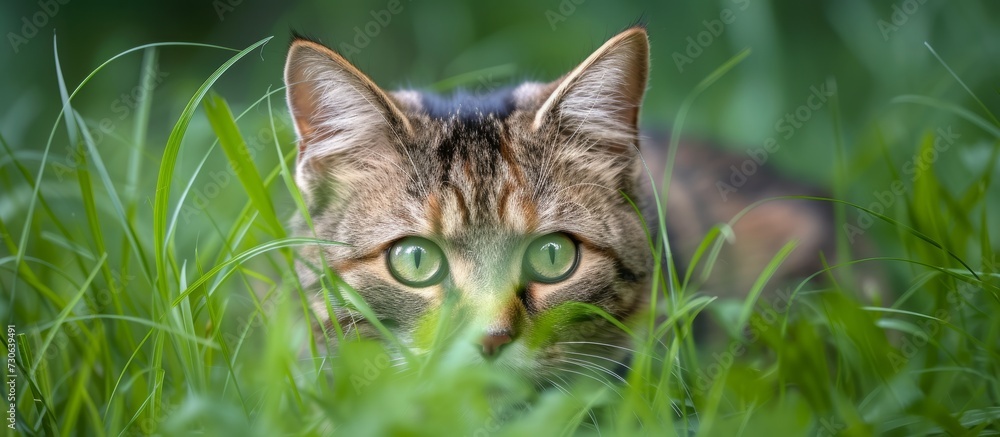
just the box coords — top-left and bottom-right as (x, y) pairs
(480, 332), (513, 358)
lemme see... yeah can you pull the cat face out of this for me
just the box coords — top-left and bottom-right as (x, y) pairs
(284, 28), (651, 385)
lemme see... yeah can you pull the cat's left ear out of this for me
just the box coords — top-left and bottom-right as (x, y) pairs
(533, 27), (649, 151)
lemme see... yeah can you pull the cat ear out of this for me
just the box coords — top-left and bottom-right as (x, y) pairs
(284, 38), (413, 169)
(533, 27), (649, 151)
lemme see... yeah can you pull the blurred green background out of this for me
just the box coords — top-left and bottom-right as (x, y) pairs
(3, 0), (998, 184)
(3, 1), (1000, 435)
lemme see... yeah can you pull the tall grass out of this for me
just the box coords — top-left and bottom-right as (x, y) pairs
(2, 34), (999, 437)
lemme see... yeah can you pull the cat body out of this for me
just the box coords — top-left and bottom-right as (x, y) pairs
(283, 26), (838, 384)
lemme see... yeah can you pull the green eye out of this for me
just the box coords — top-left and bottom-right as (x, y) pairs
(523, 233), (579, 283)
(387, 236), (448, 287)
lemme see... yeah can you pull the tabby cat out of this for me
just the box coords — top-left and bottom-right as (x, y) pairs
(283, 26), (836, 384)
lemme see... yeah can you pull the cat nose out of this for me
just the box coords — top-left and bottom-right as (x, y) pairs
(480, 331), (513, 358)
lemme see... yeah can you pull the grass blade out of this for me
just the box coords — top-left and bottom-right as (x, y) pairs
(202, 91), (284, 237)
(151, 36), (272, 295)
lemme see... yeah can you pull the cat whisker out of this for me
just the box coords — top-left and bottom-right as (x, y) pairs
(587, 412), (602, 435)
(555, 340), (664, 362)
(534, 371), (604, 433)
(561, 350), (632, 372)
(339, 309), (367, 340)
(389, 357), (409, 369)
(551, 358), (623, 388)
(540, 375), (571, 396)
(557, 357), (627, 385)
(553, 340), (639, 356)
(548, 365), (624, 399)
(549, 371), (574, 391)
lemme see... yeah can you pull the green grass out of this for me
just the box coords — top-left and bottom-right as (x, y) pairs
(3, 33), (1000, 437)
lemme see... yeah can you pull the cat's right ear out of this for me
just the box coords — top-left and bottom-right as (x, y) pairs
(532, 27), (648, 153)
(284, 38), (413, 172)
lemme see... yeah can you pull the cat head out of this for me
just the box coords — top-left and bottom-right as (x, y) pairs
(284, 27), (651, 385)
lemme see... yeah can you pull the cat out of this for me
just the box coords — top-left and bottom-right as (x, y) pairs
(283, 25), (851, 385)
